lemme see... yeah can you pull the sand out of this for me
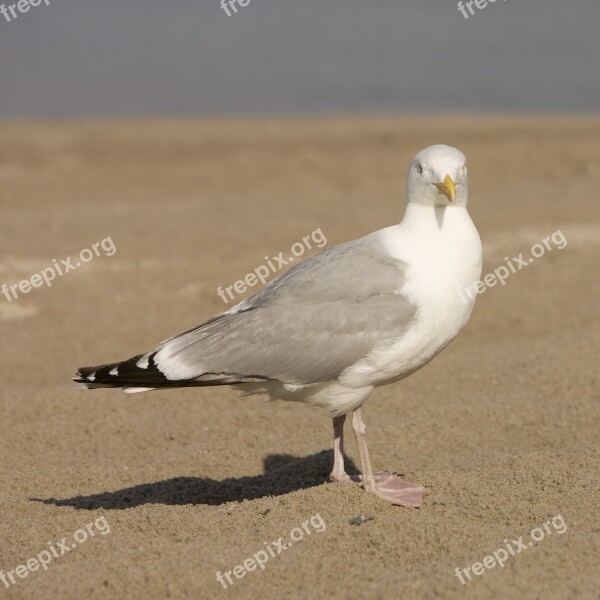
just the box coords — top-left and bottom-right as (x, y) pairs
(0, 116), (598, 599)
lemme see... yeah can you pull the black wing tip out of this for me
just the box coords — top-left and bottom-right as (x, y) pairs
(72, 354), (152, 389)
(72, 353), (272, 391)
(72, 353), (208, 390)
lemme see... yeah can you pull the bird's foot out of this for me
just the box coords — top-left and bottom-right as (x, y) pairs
(329, 470), (353, 484)
(347, 471), (424, 508)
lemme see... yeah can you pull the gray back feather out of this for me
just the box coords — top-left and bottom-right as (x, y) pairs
(154, 233), (416, 384)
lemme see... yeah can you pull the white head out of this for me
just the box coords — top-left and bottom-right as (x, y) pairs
(407, 145), (468, 207)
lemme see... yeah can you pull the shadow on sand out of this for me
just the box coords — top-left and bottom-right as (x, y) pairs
(32, 450), (359, 509)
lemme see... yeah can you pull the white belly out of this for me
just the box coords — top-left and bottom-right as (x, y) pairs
(340, 204), (482, 388)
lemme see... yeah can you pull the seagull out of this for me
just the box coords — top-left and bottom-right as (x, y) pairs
(74, 144), (482, 508)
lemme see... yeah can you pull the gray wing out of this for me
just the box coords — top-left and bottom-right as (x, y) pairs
(153, 232), (416, 384)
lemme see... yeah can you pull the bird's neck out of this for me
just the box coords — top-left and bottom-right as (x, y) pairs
(400, 202), (470, 233)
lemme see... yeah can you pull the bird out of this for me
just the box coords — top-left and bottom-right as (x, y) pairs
(74, 144), (482, 508)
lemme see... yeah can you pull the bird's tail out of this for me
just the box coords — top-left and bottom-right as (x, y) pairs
(75, 354), (160, 391)
(73, 353), (221, 392)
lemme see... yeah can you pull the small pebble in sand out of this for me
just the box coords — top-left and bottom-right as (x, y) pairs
(349, 514), (375, 526)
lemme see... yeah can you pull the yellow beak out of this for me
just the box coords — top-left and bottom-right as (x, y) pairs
(435, 175), (456, 202)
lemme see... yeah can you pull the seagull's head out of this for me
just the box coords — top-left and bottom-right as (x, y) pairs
(407, 144), (468, 207)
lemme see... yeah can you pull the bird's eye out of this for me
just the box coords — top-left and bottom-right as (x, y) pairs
(463, 163), (468, 171)
(416, 163), (424, 174)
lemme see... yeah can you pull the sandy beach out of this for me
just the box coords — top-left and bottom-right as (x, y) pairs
(0, 116), (598, 599)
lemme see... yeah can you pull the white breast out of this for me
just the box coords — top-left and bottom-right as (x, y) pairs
(340, 203), (482, 388)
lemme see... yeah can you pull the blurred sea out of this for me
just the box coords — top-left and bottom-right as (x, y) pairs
(0, 0), (599, 117)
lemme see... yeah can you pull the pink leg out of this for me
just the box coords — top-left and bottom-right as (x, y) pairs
(329, 415), (351, 482)
(349, 407), (424, 508)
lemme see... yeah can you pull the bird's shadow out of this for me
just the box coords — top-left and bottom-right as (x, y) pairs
(32, 451), (359, 510)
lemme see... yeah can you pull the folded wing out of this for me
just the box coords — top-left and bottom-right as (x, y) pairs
(152, 233), (417, 385)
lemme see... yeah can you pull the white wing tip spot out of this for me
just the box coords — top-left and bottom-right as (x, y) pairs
(136, 354), (150, 369)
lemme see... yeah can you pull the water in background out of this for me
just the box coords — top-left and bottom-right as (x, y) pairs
(0, 0), (599, 118)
